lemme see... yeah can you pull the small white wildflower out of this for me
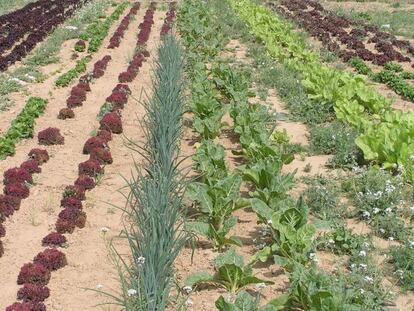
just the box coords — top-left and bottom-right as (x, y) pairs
(362, 211), (371, 219)
(185, 299), (193, 307)
(25, 74), (36, 81)
(359, 250), (367, 257)
(373, 208), (380, 214)
(410, 206), (414, 212)
(100, 227), (109, 233)
(332, 135), (336, 140)
(96, 284), (103, 289)
(127, 289), (137, 296)
(379, 228), (385, 234)
(267, 219), (272, 225)
(410, 155), (414, 162)
(359, 288), (365, 294)
(309, 252), (318, 263)
(381, 24), (391, 29)
(362, 241), (370, 248)
(350, 263), (356, 269)
(385, 207), (392, 214)
(409, 241), (414, 248)
(364, 276), (374, 283)
(359, 263), (367, 270)
(255, 283), (267, 291)
(137, 256), (145, 266)
(65, 25), (78, 30)
(182, 286), (192, 295)
(388, 237), (394, 241)
(9, 77), (26, 85)
(328, 239), (335, 244)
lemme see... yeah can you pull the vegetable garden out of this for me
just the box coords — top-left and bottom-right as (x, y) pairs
(0, 0), (413, 310)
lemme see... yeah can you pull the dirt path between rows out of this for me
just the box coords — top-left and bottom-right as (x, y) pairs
(0, 4), (166, 310)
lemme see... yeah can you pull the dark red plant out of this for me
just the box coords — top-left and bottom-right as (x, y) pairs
(17, 263), (51, 285)
(38, 128), (64, 145)
(5, 302), (46, 311)
(74, 175), (95, 190)
(113, 83), (131, 95)
(60, 197), (82, 209)
(100, 112), (123, 134)
(42, 232), (67, 247)
(33, 248), (67, 271)
(28, 149), (49, 165)
(90, 147), (113, 165)
(0, 240), (3, 257)
(74, 40), (86, 51)
(58, 108), (75, 120)
(66, 94), (85, 108)
(4, 168), (33, 185)
(83, 137), (107, 154)
(4, 183), (30, 199)
(77, 81), (91, 92)
(17, 284), (50, 303)
(20, 160), (41, 174)
(0, 222), (5, 238)
(55, 218), (76, 234)
(96, 129), (112, 143)
(78, 159), (103, 177)
(0, 195), (22, 216)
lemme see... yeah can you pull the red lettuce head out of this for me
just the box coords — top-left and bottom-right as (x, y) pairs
(28, 149), (49, 165)
(4, 168), (33, 185)
(0, 195), (22, 216)
(113, 84), (131, 95)
(66, 94), (85, 108)
(77, 82), (91, 92)
(75, 175), (95, 190)
(55, 218), (75, 234)
(5, 302), (46, 311)
(90, 147), (113, 165)
(4, 183), (30, 199)
(57, 208), (87, 230)
(38, 128), (64, 145)
(83, 137), (107, 154)
(96, 129), (112, 143)
(0, 222), (5, 238)
(106, 91), (127, 110)
(0, 240), (3, 257)
(17, 284), (50, 303)
(58, 108), (75, 120)
(60, 197), (82, 209)
(99, 112), (123, 134)
(20, 160), (41, 174)
(17, 263), (51, 286)
(78, 159), (104, 177)
(74, 40), (86, 52)
(42, 232), (67, 247)
(33, 248), (67, 271)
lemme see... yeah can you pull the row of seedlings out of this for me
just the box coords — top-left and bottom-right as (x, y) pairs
(108, 2), (141, 49)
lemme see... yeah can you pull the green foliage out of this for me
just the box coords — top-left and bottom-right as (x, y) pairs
(309, 121), (361, 169)
(317, 226), (371, 255)
(216, 291), (283, 311)
(242, 159), (295, 207)
(252, 197), (315, 269)
(388, 243), (414, 290)
(81, 2), (128, 53)
(384, 62), (403, 73)
(55, 56), (90, 87)
(186, 174), (246, 250)
(0, 97), (48, 159)
(193, 140), (227, 180)
(373, 69), (414, 101)
(186, 249), (273, 294)
(349, 57), (373, 76)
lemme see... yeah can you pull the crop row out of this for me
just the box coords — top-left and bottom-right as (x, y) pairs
(55, 1), (129, 87)
(118, 3), (156, 83)
(0, 0), (89, 72)
(273, 0), (414, 67)
(58, 54), (112, 120)
(160, 2), (176, 36)
(0, 97), (48, 160)
(3, 4), (159, 308)
(231, 0), (414, 184)
(107, 2), (141, 49)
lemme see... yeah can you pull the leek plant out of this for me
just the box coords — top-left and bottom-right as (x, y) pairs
(108, 34), (188, 311)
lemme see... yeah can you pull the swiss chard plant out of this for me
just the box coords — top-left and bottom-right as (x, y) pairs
(193, 139), (227, 180)
(216, 290), (284, 311)
(186, 174), (247, 250)
(185, 249), (273, 294)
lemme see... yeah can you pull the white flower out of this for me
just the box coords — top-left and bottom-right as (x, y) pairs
(65, 25), (78, 30)
(359, 263), (367, 270)
(381, 24), (391, 29)
(25, 74), (36, 81)
(9, 77), (26, 85)
(309, 253), (318, 262)
(182, 286), (192, 294)
(362, 211), (371, 219)
(410, 206), (414, 212)
(137, 256), (145, 266)
(127, 289), (137, 296)
(359, 288), (365, 294)
(373, 208), (380, 214)
(410, 155), (414, 162)
(379, 228), (385, 234)
(267, 219), (272, 225)
(255, 283), (267, 291)
(409, 241), (414, 248)
(350, 263), (356, 269)
(185, 299), (193, 306)
(100, 227), (109, 233)
(385, 180), (395, 193)
(364, 276), (374, 283)
(385, 207), (392, 214)
(96, 284), (103, 289)
(388, 237), (394, 241)
(328, 239), (335, 244)
(359, 250), (367, 257)
(362, 242), (370, 248)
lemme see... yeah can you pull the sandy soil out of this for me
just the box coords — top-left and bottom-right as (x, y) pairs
(0, 3), (167, 310)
